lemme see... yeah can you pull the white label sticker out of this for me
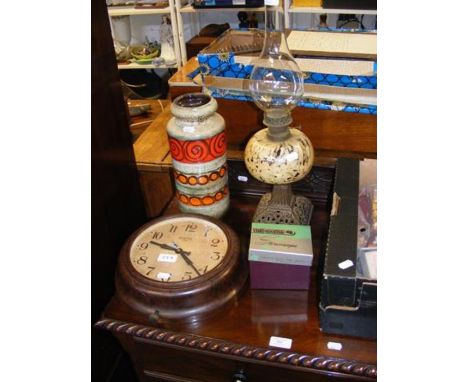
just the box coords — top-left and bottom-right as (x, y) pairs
(183, 125), (195, 133)
(327, 341), (343, 351)
(237, 175), (248, 182)
(233, 0), (246, 4)
(338, 259), (354, 270)
(157, 272), (171, 281)
(158, 253), (177, 263)
(269, 336), (292, 349)
(265, 0), (279, 5)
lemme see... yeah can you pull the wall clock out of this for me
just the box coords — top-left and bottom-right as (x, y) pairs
(115, 213), (247, 322)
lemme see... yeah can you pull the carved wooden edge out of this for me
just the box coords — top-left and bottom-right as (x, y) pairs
(94, 318), (377, 379)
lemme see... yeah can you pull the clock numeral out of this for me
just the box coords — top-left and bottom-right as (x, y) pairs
(138, 242), (149, 250)
(156, 272), (172, 282)
(210, 238), (220, 247)
(146, 266), (156, 276)
(152, 232), (163, 240)
(182, 271), (193, 280)
(169, 224), (178, 233)
(198, 265), (208, 275)
(204, 228), (212, 237)
(137, 255), (148, 265)
(210, 251), (221, 261)
(185, 224), (198, 232)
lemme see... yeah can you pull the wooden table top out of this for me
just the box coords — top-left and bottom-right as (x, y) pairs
(133, 106), (173, 172)
(128, 99), (171, 141)
(100, 192), (377, 379)
(168, 57), (199, 87)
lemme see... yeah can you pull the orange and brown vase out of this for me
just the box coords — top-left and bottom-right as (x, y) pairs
(167, 93), (229, 218)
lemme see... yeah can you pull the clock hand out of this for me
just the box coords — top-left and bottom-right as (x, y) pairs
(151, 241), (201, 277)
(170, 243), (201, 277)
(150, 241), (177, 252)
(170, 242), (192, 256)
(151, 241), (190, 255)
(178, 250), (202, 277)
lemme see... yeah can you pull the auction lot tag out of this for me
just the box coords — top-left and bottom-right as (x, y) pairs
(158, 253), (177, 263)
(338, 259), (354, 270)
(327, 341), (343, 351)
(269, 336), (292, 349)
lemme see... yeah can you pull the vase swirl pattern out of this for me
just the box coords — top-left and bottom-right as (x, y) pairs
(167, 93), (229, 218)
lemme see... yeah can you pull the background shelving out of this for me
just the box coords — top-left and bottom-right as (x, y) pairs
(107, 2), (377, 71)
(117, 62), (178, 70)
(179, 4), (267, 13)
(284, 0), (376, 29)
(107, 0), (183, 69)
(107, 6), (172, 16)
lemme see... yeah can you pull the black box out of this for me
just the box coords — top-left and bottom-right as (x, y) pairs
(319, 158), (377, 339)
(322, 0), (376, 10)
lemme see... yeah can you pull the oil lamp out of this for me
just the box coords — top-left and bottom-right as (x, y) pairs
(244, 2), (314, 224)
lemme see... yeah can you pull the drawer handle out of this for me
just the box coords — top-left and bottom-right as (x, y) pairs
(232, 370), (247, 382)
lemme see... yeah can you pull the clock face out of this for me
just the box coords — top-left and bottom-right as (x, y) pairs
(129, 216), (229, 283)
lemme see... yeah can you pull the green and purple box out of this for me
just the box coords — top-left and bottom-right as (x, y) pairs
(248, 223), (313, 290)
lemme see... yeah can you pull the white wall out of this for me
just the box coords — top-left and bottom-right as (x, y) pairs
(110, 14), (165, 45)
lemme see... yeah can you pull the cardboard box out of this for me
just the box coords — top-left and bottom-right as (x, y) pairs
(319, 158), (377, 339)
(190, 29), (377, 115)
(248, 223), (313, 290)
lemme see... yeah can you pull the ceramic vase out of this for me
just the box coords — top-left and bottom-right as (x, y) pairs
(167, 93), (229, 218)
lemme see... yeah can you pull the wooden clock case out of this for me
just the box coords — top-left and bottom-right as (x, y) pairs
(115, 213), (248, 322)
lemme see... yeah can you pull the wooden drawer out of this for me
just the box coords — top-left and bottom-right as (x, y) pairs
(132, 337), (357, 382)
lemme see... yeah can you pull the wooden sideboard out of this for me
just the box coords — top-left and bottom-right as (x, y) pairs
(98, 120), (377, 380)
(96, 187), (377, 381)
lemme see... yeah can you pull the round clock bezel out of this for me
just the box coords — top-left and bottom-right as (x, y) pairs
(120, 213), (237, 289)
(122, 213), (229, 289)
(115, 213), (246, 320)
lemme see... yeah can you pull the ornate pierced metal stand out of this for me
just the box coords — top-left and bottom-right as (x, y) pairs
(253, 184), (313, 225)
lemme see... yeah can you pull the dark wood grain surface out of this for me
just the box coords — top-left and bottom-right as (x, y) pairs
(101, 193), (377, 375)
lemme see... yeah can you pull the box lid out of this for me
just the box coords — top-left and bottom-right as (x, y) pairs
(248, 223), (313, 267)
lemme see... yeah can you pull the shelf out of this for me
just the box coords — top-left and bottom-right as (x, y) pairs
(179, 4), (282, 13)
(288, 6), (377, 15)
(118, 62), (177, 69)
(107, 6), (171, 16)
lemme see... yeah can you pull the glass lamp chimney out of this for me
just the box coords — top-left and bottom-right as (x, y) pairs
(248, 4), (304, 116)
